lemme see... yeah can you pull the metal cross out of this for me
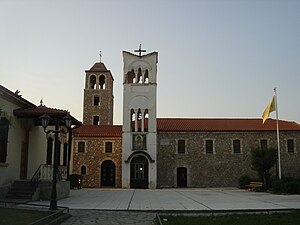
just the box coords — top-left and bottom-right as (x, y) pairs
(99, 51), (102, 62)
(134, 44), (146, 56)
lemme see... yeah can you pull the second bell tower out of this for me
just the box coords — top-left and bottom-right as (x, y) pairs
(122, 47), (158, 189)
(83, 61), (114, 125)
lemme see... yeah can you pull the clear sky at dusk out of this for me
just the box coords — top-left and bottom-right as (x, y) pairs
(1, 0), (299, 125)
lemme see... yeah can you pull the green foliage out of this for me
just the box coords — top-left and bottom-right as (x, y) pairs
(251, 148), (277, 189)
(238, 175), (251, 189)
(271, 177), (300, 194)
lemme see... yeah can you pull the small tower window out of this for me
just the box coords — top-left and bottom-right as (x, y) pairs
(93, 116), (100, 125)
(94, 96), (100, 106)
(99, 75), (106, 89)
(89, 75), (96, 89)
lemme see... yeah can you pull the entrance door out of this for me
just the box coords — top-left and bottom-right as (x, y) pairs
(101, 160), (115, 187)
(130, 156), (148, 189)
(177, 167), (187, 187)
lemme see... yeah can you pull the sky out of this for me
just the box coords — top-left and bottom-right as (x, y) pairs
(1, 0), (299, 125)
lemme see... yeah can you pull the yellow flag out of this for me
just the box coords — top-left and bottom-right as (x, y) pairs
(262, 96), (275, 124)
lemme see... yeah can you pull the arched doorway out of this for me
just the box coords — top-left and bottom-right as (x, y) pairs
(130, 156), (148, 189)
(101, 160), (115, 187)
(177, 167), (187, 187)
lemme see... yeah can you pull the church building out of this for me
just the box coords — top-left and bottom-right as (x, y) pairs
(71, 48), (300, 189)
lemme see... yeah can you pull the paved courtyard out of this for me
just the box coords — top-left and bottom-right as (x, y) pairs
(48, 188), (300, 211)
(32, 188), (300, 225)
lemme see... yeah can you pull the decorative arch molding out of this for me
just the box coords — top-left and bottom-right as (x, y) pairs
(126, 60), (152, 74)
(99, 157), (117, 167)
(125, 151), (155, 163)
(128, 95), (151, 109)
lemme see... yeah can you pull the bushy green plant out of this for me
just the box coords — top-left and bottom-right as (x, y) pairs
(251, 148), (277, 189)
(239, 175), (251, 189)
(271, 177), (300, 194)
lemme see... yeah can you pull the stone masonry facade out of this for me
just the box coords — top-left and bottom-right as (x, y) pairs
(83, 89), (114, 125)
(72, 137), (122, 188)
(157, 131), (300, 188)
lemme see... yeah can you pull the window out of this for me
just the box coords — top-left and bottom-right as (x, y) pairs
(89, 75), (96, 89)
(205, 140), (214, 154)
(177, 140), (186, 154)
(63, 143), (68, 166)
(233, 140), (241, 154)
(94, 96), (100, 106)
(46, 137), (53, 165)
(105, 142), (113, 153)
(99, 75), (105, 89)
(78, 142), (85, 153)
(0, 118), (9, 163)
(287, 139), (294, 153)
(260, 139), (268, 150)
(93, 116), (100, 125)
(81, 165), (86, 175)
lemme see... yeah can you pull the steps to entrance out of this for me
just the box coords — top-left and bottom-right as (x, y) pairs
(6, 180), (38, 200)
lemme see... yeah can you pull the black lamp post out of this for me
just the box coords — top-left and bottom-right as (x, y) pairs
(40, 113), (72, 210)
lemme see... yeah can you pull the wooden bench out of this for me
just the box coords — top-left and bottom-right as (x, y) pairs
(245, 181), (263, 191)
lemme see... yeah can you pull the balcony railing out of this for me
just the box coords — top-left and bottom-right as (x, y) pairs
(31, 164), (68, 186)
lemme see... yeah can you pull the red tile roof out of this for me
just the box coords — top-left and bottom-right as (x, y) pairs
(74, 125), (122, 138)
(73, 118), (300, 138)
(14, 105), (81, 126)
(14, 105), (67, 117)
(157, 118), (300, 132)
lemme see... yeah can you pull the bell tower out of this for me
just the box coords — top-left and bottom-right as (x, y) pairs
(83, 61), (114, 125)
(122, 46), (158, 189)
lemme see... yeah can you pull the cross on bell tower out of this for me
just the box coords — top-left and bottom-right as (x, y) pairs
(134, 44), (146, 56)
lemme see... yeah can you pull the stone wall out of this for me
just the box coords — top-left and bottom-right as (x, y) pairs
(157, 131), (300, 188)
(83, 89), (114, 125)
(72, 137), (122, 187)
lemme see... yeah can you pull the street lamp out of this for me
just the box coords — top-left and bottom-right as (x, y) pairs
(40, 113), (72, 210)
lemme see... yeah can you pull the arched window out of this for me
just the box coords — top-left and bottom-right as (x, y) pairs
(126, 70), (135, 83)
(131, 109), (135, 132)
(144, 109), (149, 132)
(137, 68), (143, 83)
(89, 75), (96, 89)
(99, 75), (105, 89)
(144, 69), (149, 83)
(81, 165), (86, 175)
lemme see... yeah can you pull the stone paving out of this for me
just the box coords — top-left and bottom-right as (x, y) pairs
(30, 188), (300, 224)
(61, 209), (156, 225)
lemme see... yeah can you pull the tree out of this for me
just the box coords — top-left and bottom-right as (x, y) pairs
(251, 148), (277, 189)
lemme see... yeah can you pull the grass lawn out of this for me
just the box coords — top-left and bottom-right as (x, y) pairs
(0, 207), (55, 225)
(160, 212), (300, 225)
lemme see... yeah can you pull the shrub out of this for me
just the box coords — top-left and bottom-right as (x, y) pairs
(239, 175), (251, 189)
(270, 178), (282, 193)
(284, 181), (300, 194)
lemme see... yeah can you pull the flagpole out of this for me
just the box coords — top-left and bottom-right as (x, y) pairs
(274, 87), (282, 179)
